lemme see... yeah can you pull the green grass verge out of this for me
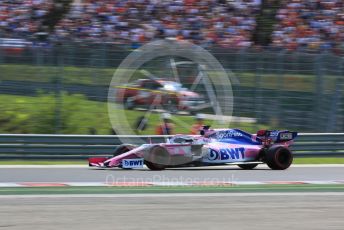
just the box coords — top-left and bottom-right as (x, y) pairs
(293, 158), (344, 164)
(0, 184), (343, 195)
(0, 93), (269, 134)
(0, 64), (337, 92)
(0, 158), (343, 165)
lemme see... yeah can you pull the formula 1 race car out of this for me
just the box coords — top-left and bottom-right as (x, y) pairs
(89, 127), (297, 170)
(115, 79), (206, 113)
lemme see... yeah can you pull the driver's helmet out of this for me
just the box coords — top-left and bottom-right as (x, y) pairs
(200, 125), (216, 137)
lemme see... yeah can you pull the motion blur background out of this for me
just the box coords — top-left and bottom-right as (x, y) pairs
(0, 0), (343, 134)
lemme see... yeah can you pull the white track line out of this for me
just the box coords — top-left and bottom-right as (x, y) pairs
(0, 180), (343, 187)
(0, 192), (344, 199)
(291, 164), (344, 167)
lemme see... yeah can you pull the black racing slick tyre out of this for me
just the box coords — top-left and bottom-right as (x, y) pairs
(113, 144), (136, 157)
(144, 146), (170, 170)
(113, 144), (137, 169)
(238, 164), (258, 170)
(265, 146), (293, 170)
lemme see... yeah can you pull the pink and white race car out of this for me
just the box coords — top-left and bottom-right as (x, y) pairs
(89, 127), (298, 170)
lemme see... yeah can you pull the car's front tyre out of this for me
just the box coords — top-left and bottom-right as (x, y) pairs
(113, 144), (137, 169)
(113, 144), (137, 157)
(145, 146), (170, 170)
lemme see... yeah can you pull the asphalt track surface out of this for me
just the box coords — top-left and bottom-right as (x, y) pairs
(0, 194), (343, 230)
(0, 165), (343, 183)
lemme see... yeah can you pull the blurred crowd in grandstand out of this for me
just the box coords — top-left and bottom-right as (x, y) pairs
(0, 0), (343, 53)
(0, 0), (53, 39)
(53, 0), (260, 49)
(272, 0), (343, 52)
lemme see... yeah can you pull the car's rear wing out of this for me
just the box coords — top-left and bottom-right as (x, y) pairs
(257, 130), (298, 143)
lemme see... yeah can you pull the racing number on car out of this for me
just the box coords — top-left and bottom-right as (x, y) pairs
(280, 133), (292, 140)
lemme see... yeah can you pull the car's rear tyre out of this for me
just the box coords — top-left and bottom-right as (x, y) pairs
(238, 164), (258, 170)
(265, 146), (293, 170)
(145, 146), (170, 170)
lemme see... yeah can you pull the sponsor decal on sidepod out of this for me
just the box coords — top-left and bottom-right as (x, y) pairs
(122, 158), (144, 168)
(207, 148), (245, 161)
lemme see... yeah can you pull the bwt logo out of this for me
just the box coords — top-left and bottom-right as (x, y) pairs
(122, 159), (144, 168)
(207, 148), (245, 161)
